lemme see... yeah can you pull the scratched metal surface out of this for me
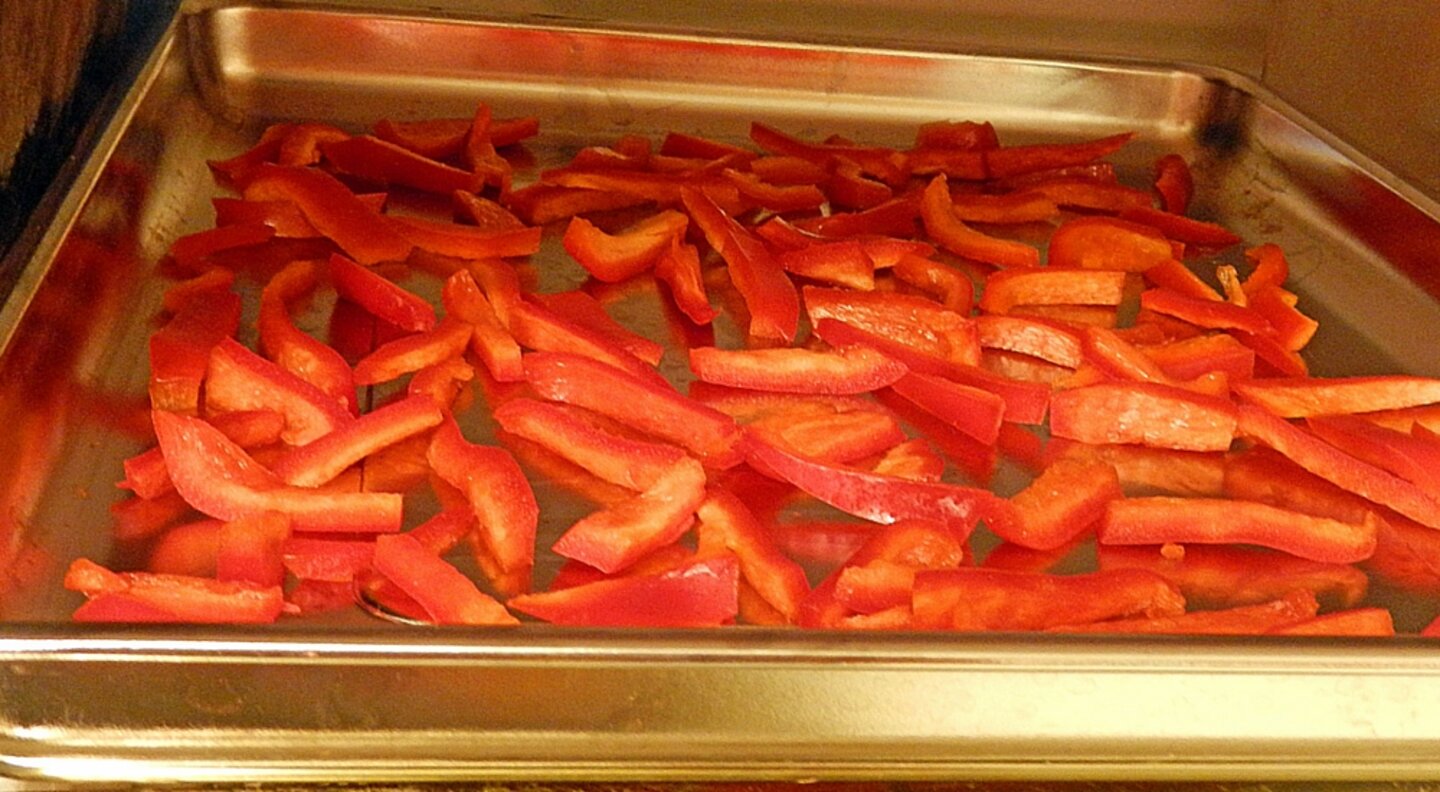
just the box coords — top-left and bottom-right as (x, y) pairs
(3, 2), (1440, 786)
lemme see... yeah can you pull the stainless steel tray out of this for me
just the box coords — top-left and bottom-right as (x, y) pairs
(5, 1), (1440, 785)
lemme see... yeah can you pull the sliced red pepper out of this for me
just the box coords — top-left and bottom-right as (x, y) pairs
(946, 191), (1059, 224)
(373, 114), (537, 159)
(774, 239), (875, 291)
(1119, 205), (1241, 248)
(996, 457), (1122, 550)
(215, 511), (290, 587)
(493, 398), (687, 492)
(743, 434), (1015, 541)
(1237, 404), (1440, 530)
(886, 371), (1006, 445)
(749, 121), (906, 186)
(982, 131), (1135, 179)
(1097, 543), (1368, 611)
(1100, 495), (1378, 564)
(1246, 286), (1318, 351)
(507, 298), (666, 387)
(453, 190), (526, 231)
(509, 553), (739, 627)
(372, 533), (518, 626)
(146, 519), (221, 576)
(891, 254), (973, 313)
(243, 164), (413, 265)
(1024, 177), (1153, 213)
(154, 411), (401, 533)
(426, 416), (538, 580)
(205, 337), (352, 446)
(328, 253), (436, 333)
(688, 345), (905, 395)
(207, 122), (294, 186)
(654, 237), (719, 325)
(1046, 216), (1175, 271)
(1307, 413), (1440, 492)
(871, 438), (946, 482)
(745, 402), (905, 467)
(680, 185), (799, 343)
(274, 122), (349, 167)
(111, 491), (194, 543)
(1053, 589), (1320, 635)
(388, 215), (542, 261)
(282, 536), (377, 582)
(979, 268), (1128, 315)
(1241, 243), (1290, 296)
(1139, 287), (1273, 336)
(552, 457), (707, 574)
(940, 362), (1053, 426)
(920, 176), (1039, 268)
(912, 567), (1183, 631)
(167, 223), (276, 271)
(1269, 608), (1395, 637)
(1081, 325), (1176, 385)
(914, 119), (999, 150)
(721, 168), (826, 212)
(148, 289), (241, 415)
(694, 488), (811, 623)
(65, 558), (285, 624)
(1140, 332), (1256, 382)
(973, 315), (1083, 368)
(258, 259), (358, 415)
(1234, 375), (1440, 418)
(798, 519), (966, 628)
(533, 290), (665, 367)
(804, 286), (979, 368)
(504, 184), (652, 225)
(797, 195), (920, 238)
(321, 134), (478, 194)
(270, 394), (443, 487)
(560, 210), (687, 283)
(524, 352), (742, 466)
(1150, 153), (1194, 214)
(353, 317), (472, 386)
(1049, 381), (1238, 452)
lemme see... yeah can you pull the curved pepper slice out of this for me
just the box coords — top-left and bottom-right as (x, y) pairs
(205, 337), (352, 446)
(552, 457), (707, 574)
(493, 398), (687, 492)
(65, 558), (285, 624)
(996, 457), (1122, 551)
(743, 434), (1015, 541)
(911, 566), (1183, 631)
(680, 185), (799, 343)
(1046, 216), (1175, 271)
(258, 259), (358, 415)
(688, 345), (906, 395)
(920, 175), (1040, 269)
(1100, 496), (1378, 564)
(509, 553), (740, 627)
(426, 416), (538, 581)
(270, 394), (443, 487)
(153, 411), (401, 533)
(243, 164), (413, 265)
(1052, 589), (1318, 635)
(329, 253), (437, 333)
(372, 533), (518, 626)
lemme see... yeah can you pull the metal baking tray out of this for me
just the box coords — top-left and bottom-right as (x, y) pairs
(6, 1), (1440, 785)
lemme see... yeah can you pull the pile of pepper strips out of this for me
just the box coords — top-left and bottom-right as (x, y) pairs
(64, 103), (1440, 635)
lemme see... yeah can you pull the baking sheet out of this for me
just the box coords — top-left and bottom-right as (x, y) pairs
(5, 1), (1440, 784)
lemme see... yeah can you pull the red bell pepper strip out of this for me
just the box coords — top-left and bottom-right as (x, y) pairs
(1141, 333), (1256, 382)
(1081, 325), (1177, 385)
(1024, 177), (1153, 213)
(1053, 589), (1320, 635)
(509, 553), (740, 627)
(441, 269), (524, 382)
(275, 122), (349, 167)
(1141, 260), (1223, 303)
(911, 566), (1184, 631)
(979, 268), (1128, 315)
(406, 357), (474, 409)
(1140, 288), (1274, 336)
(1236, 404), (1440, 530)
(920, 176), (1040, 268)
(270, 394), (443, 487)
(493, 398), (687, 492)
(534, 290), (665, 367)
(938, 362), (1052, 426)
(886, 371), (1006, 445)
(973, 315), (1083, 369)
(694, 489), (811, 623)
(1049, 381), (1238, 452)
(148, 289), (241, 415)
(427, 416), (538, 580)
(914, 119), (999, 150)
(680, 185), (799, 343)
(748, 121), (906, 186)
(1119, 205), (1241, 248)
(111, 491), (194, 543)
(1099, 496), (1378, 564)
(1236, 375), (1440, 418)
(721, 168), (826, 212)
(388, 215), (542, 260)
(796, 195), (920, 238)
(258, 259), (359, 415)
(371, 533), (519, 626)
(552, 457), (707, 573)
(561, 209), (688, 283)
(982, 131), (1135, 179)
(353, 317), (472, 386)
(743, 434), (1015, 541)
(282, 536), (377, 582)
(160, 267), (235, 313)
(688, 345), (906, 395)
(1096, 543), (1369, 611)
(804, 286), (980, 368)
(524, 352), (743, 466)
(507, 298), (667, 387)
(321, 134), (479, 194)
(653, 237), (718, 325)
(1150, 153), (1194, 214)
(947, 191), (1059, 224)
(798, 519), (966, 628)
(154, 411), (402, 533)
(1046, 216), (1175, 271)
(1270, 608), (1395, 637)
(453, 190), (526, 231)
(1241, 242), (1290, 296)
(744, 402), (905, 467)
(205, 337), (352, 446)
(328, 253), (436, 333)
(871, 438), (946, 482)
(372, 114), (538, 159)
(72, 592), (190, 623)
(1246, 286), (1318, 351)
(1307, 413), (1440, 492)
(215, 511), (290, 587)
(504, 183), (652, 225)
(65, 558), (285, 624)
(824, 161), (893, 210)
(145, 519), (222, 577)
(243, 164), (413, 265)
(747, 155), (828, 186)
(774, 239), (876, 292)
(207, 122), (294, 185)
(167, 222), (275, 271)
(890, 254), (973, 313)
(996, 457), (1122, 550)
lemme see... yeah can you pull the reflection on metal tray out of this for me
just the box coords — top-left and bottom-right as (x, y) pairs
(4, 1), (1440, 785)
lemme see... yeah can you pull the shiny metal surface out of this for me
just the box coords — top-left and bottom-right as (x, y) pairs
(4, 1), (1440, 784)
